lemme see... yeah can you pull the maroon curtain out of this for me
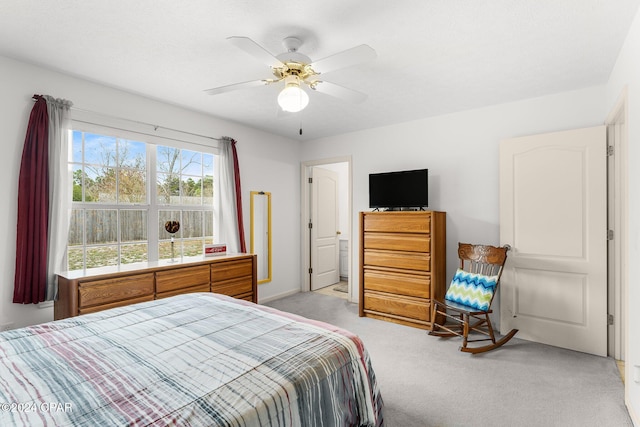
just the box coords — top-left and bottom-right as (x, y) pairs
(13, 96), (49, 304)
(230, 139), (246, 253)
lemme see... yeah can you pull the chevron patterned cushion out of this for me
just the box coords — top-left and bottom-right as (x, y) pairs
(445, 268), (498, 311)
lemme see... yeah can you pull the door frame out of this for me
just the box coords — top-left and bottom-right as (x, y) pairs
(300, 156), (352, 300)
(605, 87), (629, 364)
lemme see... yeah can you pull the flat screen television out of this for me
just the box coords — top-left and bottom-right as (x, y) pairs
(369, 168), (428, 209)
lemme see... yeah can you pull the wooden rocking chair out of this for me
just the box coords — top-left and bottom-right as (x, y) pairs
(429, 243), (518, 354)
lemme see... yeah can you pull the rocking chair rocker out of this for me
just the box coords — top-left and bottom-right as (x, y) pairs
(429, 243), (517, 354)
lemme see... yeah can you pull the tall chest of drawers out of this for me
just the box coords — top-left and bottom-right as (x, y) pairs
(359, 211), (446, 329)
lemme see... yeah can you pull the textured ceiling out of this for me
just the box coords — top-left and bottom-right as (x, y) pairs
(1, 0), (638, 141)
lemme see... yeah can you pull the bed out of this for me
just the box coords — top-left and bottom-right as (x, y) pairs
(0, 293), (383, 426)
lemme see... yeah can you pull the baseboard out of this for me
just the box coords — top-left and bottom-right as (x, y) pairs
(38, 301), (54, 309)
(258, 289), (300, 305)
(627, 397), (638, 427)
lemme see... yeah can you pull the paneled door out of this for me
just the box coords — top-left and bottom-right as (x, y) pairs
(499, 126), (607, 356)
(310, 167), (340, 290)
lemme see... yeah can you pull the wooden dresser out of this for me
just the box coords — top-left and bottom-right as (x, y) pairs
(359, 211), (446, 329)
(54, 254), (257, 320)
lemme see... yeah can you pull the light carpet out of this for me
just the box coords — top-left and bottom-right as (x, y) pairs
(265, 291), (631, 427)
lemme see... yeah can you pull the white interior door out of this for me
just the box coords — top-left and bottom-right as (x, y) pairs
(310, 167), (340, 291)
(499, 126), (607, 356)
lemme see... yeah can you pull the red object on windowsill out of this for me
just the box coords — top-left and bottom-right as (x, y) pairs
(204, 244), (227, 256)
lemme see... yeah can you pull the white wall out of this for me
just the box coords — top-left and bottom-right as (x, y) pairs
(605, 6), (640, 424)
(0, 55), (301, 328)
(301, 85), (607, 324)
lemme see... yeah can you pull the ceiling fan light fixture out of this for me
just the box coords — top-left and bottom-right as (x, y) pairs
(278, 76), (309, 112)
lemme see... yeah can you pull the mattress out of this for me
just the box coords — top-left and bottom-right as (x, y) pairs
(0, 293), (383, 426)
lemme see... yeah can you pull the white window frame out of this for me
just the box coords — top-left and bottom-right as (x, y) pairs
(69, 111), (220, 270)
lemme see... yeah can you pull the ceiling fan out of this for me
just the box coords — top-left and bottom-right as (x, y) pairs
(204, 36), (376, 113)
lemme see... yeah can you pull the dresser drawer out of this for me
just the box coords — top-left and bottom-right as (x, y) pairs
(364, 213), (430, 233)
(211, 276), (253, 297)
(156, 283), (211, 299)
(78, 273), (154, 309)
(79, 295), (154, 315)
(211, 259), (253, 282)
(156, 265), (210, 293)
(364, 232), (430, 252)
(364, 249), (430, 272)
(363, 291), (430, 322)
(237, 293), (254, 302)
(364, 270), (430, 298)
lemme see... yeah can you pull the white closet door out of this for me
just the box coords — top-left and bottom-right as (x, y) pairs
(499, 126), (607, 356)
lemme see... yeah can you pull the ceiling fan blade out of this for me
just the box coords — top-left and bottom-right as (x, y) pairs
(311, 80), (368, 104)
(204, 79), (268, 96)
(309, 44), (376, 74)
(227, 36), (284, 69)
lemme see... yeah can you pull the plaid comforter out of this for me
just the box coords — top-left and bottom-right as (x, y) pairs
(0, 293), (383, 426)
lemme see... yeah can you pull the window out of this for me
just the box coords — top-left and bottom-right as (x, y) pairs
(68, 128), (216, 271)
(156, 146), (215, 261)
